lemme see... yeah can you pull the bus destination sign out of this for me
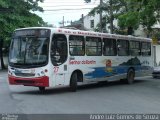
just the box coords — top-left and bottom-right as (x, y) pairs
(14, 29), (51, 37)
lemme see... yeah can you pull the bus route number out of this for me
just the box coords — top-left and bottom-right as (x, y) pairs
(54, 66), (59, 73)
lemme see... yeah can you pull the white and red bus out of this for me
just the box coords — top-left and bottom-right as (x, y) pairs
(8, 27), (153, 92)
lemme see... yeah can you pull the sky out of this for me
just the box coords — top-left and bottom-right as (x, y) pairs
(35, 0), (99, 27)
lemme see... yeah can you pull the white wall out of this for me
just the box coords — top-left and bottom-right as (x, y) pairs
(83, 13), (100, 31)
(134, 25), (147, 37)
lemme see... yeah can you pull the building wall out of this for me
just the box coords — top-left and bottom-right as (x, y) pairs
(83, 13), (100, 31)
(134, 25), (147, 37)
(83, 13), (141, 34)
(83, 13), (148, 36)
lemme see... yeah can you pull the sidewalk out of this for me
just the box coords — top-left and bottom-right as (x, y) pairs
(0, 68), (20, 113)
(0, 56), (8, 71)
(0, 69), (8, 75)
(0, 69), (8, 82)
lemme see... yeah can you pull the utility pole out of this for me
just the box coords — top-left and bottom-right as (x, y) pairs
(100, 0), (103, 32)
(62, 16), (64, 27)
(81, 14), (84, 26)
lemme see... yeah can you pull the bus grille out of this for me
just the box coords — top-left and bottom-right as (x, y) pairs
(15, 73), (35, 77)
(15, 80), (35, 84)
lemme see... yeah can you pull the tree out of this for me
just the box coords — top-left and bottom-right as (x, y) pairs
(0, 0), (45, 69)
(85, 0), (127, 33)
(85, 0), (160, 36)
(0, 0), (45, 39)
(118, 0), (160, 36)
(139, 0), (160, 36)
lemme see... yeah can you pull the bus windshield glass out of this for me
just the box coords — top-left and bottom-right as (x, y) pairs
(9, 29), (50, 67)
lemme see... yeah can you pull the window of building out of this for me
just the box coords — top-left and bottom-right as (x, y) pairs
(117, 39), (129, 56)
(103, 38), (117, 56)
(69, 35), (85, 56)
(130, 41), (141, 56)
(86, 37), (102, 56)
(90, 20), (94, 28)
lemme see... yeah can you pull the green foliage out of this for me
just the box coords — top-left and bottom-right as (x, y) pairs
(139, 0), (157, 31)
(0, 0), (45, 41)
(85, 0), (160, 35)
(85, 0), (127, 33)
(118, 11), (139, 29)
(118, 0), (160, 35)
(0, 0), (45, 60)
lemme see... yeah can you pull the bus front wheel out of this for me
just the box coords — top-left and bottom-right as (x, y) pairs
(39, 87), (45, 92)
(70, 72), (77, 92)
(126, 69), (135, 84)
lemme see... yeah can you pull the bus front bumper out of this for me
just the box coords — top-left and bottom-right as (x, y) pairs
(8, 75), (49, 87)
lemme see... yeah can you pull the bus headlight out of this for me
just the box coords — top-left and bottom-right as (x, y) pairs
(41, 71), (45, 76)
(37, 71), (45, 77)
(8, 70), (12, 75)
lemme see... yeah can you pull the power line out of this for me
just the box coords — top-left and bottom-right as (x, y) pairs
(40, 1), (99, 6)
(38, 11), (90, 14)
(42, 0), (99, 4)
(41, 4), (99, 7)
(43, 8), (95, 11)
(42, 1), (86, 3)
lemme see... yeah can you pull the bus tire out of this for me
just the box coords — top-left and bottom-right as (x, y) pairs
(39, 87), (45, 92)
(126, 69), (135, 84)
(70, 72), (77, 92)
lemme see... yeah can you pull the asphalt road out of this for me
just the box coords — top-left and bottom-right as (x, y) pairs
(0, 70), (160, 116)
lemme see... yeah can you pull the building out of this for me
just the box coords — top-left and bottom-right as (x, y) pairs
(83, 13), (100, 31)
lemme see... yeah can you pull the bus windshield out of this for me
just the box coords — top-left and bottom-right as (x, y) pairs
(9, 36), (49, 67)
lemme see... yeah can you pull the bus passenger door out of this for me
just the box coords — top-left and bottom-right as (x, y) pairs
(51, 34), (68, 86)
(53, 65), (67, 86)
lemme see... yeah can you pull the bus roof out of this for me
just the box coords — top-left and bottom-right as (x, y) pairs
(15, 27), (151, 42)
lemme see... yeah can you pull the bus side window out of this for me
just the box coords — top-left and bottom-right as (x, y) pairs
(69, 35), (85, 56)
(117, 39), (129, 56)
(86, 37), (102, 56)
(130, 41), (141, 56)
(141, 42), (151, 56)
(103, 38), (116, 56)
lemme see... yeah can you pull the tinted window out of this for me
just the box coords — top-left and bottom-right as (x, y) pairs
(103, 38), (117, 56)
(141, 42), (151, 56)
(86, 37), (102, 56)
(69, 35), (85, 56)
(130, 41), (141, 56)
(117, 39), (129, 56)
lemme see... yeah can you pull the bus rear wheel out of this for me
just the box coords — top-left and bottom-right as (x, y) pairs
(69, 72), (77, 92)
(126, 69), (135, 84)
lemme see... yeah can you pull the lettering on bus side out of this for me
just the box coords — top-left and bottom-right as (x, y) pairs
(69, 60), (96, 65)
